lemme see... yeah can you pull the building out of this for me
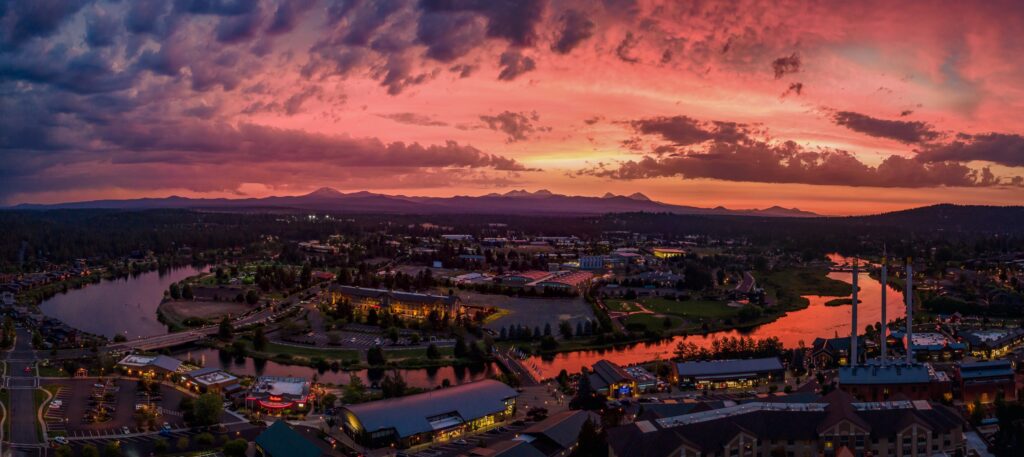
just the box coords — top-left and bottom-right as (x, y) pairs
(327, 285), (462, 318)
(607, 390), (966, 457)
(254, 421), (325, 457)
(245, 376), (311, 414)
(116, 354), (183, 379)
(501, 270), (555, 286)
(471, 410), (600, 457)
(652, 248), (685, 259)
(811, 337), (859, 368)
(579, 256), (606, 271)
(530, 271), (593, 293)
(673, 357), (785, 390)
(182, 367), (242, 394)
(340, 380), (518, 449)
(907, 332), (966, 361)
(959, 328), (1024, 358)
(588, 360), (638, 398)
(837, 363), (951, 402)
(955, 360), (1017, 404)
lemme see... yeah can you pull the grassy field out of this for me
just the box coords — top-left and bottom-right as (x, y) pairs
(757, 268), (849, 309)
(645, 298), (741, 319)
(604, 299), (642, 313)
(623, 313), (685, 331)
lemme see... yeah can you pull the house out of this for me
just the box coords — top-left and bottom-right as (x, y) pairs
(254, 421), (325, 457)
(339, 380), (518, 449)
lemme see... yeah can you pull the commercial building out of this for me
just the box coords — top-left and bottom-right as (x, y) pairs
(501, 270), (555, 286)
(254, 421), (325, 457)
(607, 390), (966, 457)
(673, 357), (784, 390)
(652, 248), (685, 259)
(579, 256), (606, 271)
(327, 285), (462, 318)
(339, 380), (518, 449)
(116, 354), (184, 379)
(905, 332), (966, 361)
(245, 376), (311, 414)
(955, 360), (1017, 404)
(472, 410), (600, 457)
(588, 360), (638, 398)
(530, 271), (593, 293)
(182, 367), (242, 394)
(838, 363), (951, 402)
(960, 328), (1024, 358)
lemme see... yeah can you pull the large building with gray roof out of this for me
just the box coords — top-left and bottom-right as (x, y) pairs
(339, 379), (518, 449)
(672, 357), (784, 389)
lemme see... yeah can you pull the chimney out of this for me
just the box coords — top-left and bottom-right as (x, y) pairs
(906, 258), (914, 364)
(850, 259), (859, 366)
(880, 256), (888, 366)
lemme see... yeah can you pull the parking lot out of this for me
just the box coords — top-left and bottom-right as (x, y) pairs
(44, 378), (191, 439)
(409, 422), (529, 457)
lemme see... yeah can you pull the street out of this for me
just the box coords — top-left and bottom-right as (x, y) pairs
(6, 327), (43, 456)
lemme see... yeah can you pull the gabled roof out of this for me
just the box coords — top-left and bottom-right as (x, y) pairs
(255, 421), (322, 457)
(521, 410), (599, 450)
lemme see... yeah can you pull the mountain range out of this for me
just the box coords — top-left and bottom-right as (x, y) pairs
(10, 188), (820, 217)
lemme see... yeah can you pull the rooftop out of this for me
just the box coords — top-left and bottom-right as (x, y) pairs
(675, 357), (783, 378)
(250, 376), (310, 397)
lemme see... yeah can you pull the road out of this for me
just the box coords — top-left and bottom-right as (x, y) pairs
(5, 327), (44, 456)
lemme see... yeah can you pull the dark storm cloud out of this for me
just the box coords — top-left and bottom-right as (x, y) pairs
(832, 111), (940, 144)
(266, 0), (316, 35)
(85, 7), (120, 48)
(628, 116), (752, 146)
(578, 141), (1003, 188)
(1, 46), (139, 94)
(420, 0), (546, 47)
(497, 50), (535, 81)
(917, 133), (1024, 167)
(0, 0), (89, 50)
(551, 9), (594, 54)
(771, 53), (800, 79)
(480, 111), (543, 143)
(416, 11), (486, 62)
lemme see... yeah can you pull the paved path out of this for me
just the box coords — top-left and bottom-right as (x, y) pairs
(5, 328), (43, 457)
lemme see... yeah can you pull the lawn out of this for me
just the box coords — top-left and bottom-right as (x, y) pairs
(641, 298), (741, 320)
(623, 313), (685, 331)
(757, 268), (849, 309)
(604, 299), (642, 313)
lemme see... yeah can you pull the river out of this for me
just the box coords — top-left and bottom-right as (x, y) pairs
(522, 254), (907, 379)
(178, 348), (498, 388)
(39, 265), (207, 339)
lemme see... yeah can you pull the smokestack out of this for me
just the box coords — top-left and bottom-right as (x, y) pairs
(850, 259), (858, 366)
(880, 256), (888, 366)
(906, 258), (914, 364)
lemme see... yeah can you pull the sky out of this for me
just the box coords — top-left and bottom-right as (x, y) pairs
(2, 0), (1023, 215)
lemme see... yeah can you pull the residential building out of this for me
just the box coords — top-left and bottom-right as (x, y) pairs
(673, 357), (785, 390)
(340, 380), (518, 449)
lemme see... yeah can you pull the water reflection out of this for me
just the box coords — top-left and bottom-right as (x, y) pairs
(39, 265), (207, 338)
(181, 347), (499, 388)
(524, 254), (906, 379)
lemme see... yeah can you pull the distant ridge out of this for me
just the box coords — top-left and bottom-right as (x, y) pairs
(10, 188), (820, 217)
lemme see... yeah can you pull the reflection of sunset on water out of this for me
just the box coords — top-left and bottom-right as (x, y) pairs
(527, 255), (905, 379)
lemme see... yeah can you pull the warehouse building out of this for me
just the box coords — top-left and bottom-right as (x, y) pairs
(339, 380), (518, 449)
(955, 360), (1017, 404)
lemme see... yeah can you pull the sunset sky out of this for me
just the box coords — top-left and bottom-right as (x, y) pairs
(2, 0), (1023, 215)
